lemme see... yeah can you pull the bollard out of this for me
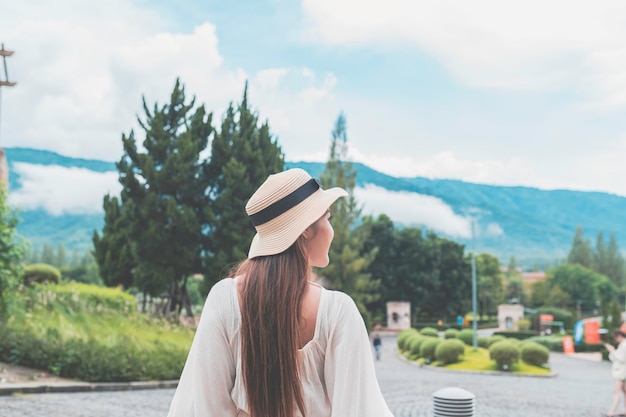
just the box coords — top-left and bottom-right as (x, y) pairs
(432, 386), (475, 417)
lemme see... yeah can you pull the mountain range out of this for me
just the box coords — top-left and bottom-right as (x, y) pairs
(5, 147), (626, 267)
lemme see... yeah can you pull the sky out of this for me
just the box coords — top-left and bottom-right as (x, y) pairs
(2, 0), (626, 238)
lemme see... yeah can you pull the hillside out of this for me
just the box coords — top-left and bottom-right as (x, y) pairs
(5, 147), (626, 264)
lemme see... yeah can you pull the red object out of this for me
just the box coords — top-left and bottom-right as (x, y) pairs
(540, 314), (554, 323)
(562, 336), (575, 354)
(584, 321), (600, 344)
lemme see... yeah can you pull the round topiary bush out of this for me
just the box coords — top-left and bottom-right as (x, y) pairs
(489, 340), (520, 371)
(521, 341), (550, 367)
(444, 328), (459, 339)
(397, 328), (418, 351)
(487, 335), (506, 347)
(401, 332), (421, 353)
(420, 327), (439, 338)
(435, 339), (466, 365)
(409, 336), (427, 358)
(420, 337), (442, 363)
(21, 263), (61, 286)
(456, 329), (475, 346)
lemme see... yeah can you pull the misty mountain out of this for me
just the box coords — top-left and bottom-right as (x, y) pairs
(5, 147), (626, 266)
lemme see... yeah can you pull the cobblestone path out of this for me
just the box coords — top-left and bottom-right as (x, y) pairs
(0, 335), (614, 416)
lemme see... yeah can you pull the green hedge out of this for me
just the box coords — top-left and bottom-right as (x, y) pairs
(0, 325), (186, 382)
(444, 329), (459, 339)
(420, 327), (439, 338)
(457, 329), (475, 346)
(21, 264), (61, 286)
(34, 282), (137, 315)
(492, 330), (537, 340)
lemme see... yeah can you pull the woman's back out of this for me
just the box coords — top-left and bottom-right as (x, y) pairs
(167, 278), (393, 417)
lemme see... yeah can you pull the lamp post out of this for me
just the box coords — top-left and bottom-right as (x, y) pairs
(471, 219), (478, 350)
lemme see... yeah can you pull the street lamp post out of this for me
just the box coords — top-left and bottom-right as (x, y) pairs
(471, 220), (478, 350)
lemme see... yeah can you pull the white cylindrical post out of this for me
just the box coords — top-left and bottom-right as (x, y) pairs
(432, 387), (476, 417)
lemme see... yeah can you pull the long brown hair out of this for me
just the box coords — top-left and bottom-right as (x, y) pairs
(236, 236), (310, 417)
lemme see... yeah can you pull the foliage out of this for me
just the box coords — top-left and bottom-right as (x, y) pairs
(456, 329), (476, 346)
(0, 282), (193, 381)
(444, 328), (459, 339)
(419, 327), (439, 337)
(475, 253), (504, 317)
(520, 342), (550, 366)
(420, 338), (442, 363)
(203, 83), (284, 289)
(489, 340), (520, 371)
(319, 113), (379, 322)
(517, 319), (531, 330)
(492, 330), (536, 340)
(120, 79), (212, 313)
(408, 335), (427, 357)
(547, 263), (615, 311)
(397, 328), (419, 351)
(61, 264), (103, 286)
(21, 263), (61, 286)
(442, 346), (551, 375)
(477, 336), (489, 348)
(487, 335), (506, 347)
(0, 184), (27, 313)
(435, 339), (466, 365)
(567, 226), (594, 269)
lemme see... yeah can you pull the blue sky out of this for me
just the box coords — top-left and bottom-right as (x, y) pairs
(2, 0), (626, 209)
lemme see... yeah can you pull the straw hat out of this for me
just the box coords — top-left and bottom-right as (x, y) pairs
(246, 168), (348, 258)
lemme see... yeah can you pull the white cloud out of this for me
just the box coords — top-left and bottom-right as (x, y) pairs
(485, 223), (504, 237)
(0, 0), (341, 167)
(302, 0), (626, 108)
(354, 184), (471, 238)
(9, 163), (120, 215)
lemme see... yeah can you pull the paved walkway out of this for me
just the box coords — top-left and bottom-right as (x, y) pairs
(0, 335), (617, 416)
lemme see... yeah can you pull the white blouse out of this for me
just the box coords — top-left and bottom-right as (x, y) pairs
(167, 278), (394, 417)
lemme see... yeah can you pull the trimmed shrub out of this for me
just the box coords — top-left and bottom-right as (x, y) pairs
(22, 264), (61, 286)
(489, 341), (520, 371)
(444, 329), (459, 339)
(517, 319), (531, 331)
(420, 327), (439, 338)
(478, 336), (489, 348)
(457, 329), (475, 346)
(435, 339), (466, 365)
(530, 336), (563, 352)
(409, 335), (427, 357)
(521, 342), (550, 366)
(487, 335), (505, 347)
(397, 328), (418, 351)
(492, 330), (536, 340)
(420, 338), (442, 363)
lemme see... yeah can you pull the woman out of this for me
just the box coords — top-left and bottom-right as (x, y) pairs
(167, 168), (394, 417)
(606, 328), (626, 417)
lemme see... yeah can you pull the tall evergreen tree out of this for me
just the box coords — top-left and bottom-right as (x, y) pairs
(606, 233), (625, 288)
(95, 79), (214, 316)
(69, 249), (80, 268)
(567, 226), (594, 268)
(55, 243), (67, 268)
(476, 253), (504, 318)
(41, 243), (54, 265)
(319, 113), (379, 320)
(93, 195), (135, 288)
(203, 84), (284, 289)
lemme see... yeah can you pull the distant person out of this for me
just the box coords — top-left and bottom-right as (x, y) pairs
(372, 332), (382, 361)
(605, 328), (626, 417)
(167, 168), (394, 417)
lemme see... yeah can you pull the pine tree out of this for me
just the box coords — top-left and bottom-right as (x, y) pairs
(69, 249), (80, 268)
(567, 226), (593, 268)
(203, 83), (284, 289)
(93, 196), (135, 288)
(41, 243), (54, 265)
(55, 243), (67, 268)
(319, 113), (379, 322)
(95, 79), (214, 316)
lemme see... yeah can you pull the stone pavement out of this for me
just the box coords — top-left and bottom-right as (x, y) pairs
(0, 335), (616, 417)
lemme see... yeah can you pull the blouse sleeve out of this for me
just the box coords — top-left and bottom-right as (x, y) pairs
(610, 341), (626, 364)
(323, 292), (394, 417)
(167, 280), (238, 417)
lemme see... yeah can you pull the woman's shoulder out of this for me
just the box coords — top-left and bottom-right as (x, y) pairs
(319, 287), (360, 319)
